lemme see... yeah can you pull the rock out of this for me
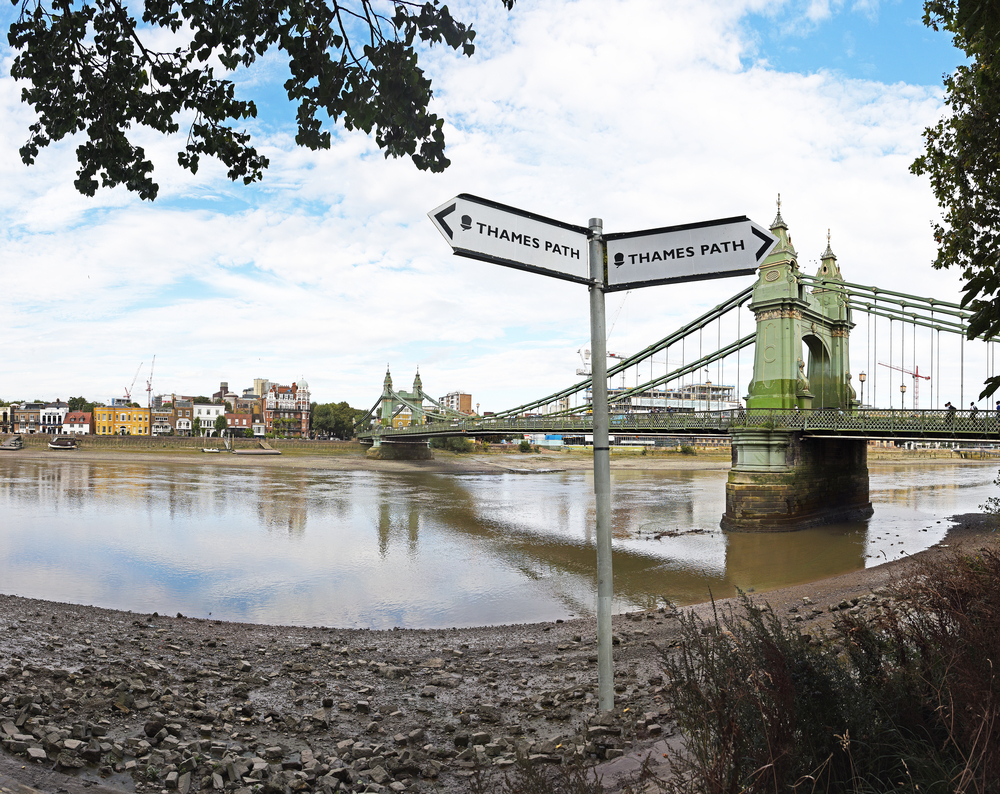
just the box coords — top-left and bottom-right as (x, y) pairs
(310, 707), (327, 723)
(144, 719), (165, 737)
(55, 751), (86, 769)
(369, 765), (391, 785)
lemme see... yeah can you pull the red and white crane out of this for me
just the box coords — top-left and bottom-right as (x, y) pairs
(878, 362), (930, 408)
(123, 361), (143, 403)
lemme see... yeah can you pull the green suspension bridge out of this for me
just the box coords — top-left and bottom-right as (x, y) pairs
(355, 205), (999, 529)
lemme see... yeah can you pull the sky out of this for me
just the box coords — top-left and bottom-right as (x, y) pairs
(0, 0), (989, 413)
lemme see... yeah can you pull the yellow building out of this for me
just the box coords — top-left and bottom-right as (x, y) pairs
(93, 405), (151, 436)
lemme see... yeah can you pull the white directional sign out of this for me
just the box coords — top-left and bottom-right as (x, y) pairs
(428, 194), (592, 284)
(604, 216), (779, 292)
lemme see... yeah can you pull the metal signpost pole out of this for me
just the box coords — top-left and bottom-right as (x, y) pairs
(428, 194), (778, 715)
(588, 218), (614, 712)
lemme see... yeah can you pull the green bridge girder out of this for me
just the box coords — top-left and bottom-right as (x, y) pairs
(358, 407), (1000, 443)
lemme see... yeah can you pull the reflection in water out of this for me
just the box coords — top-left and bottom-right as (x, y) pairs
(0, 458), (994, 628)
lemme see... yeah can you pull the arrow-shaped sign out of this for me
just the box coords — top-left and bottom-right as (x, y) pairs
(428, 194), (592, 284)
(604, 216), (779, 292)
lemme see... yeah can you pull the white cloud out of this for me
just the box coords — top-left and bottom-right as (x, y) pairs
(1, 0), (975, 412)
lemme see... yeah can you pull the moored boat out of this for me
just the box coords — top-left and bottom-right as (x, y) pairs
(48, 436), (78, 450)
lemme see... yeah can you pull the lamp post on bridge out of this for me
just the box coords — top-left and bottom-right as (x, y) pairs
(901, 382), (907, 411)
(859, 371), (866, 409)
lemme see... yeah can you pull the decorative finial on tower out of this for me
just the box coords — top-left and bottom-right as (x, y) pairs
(771, 193), (787, 231)
(821, 228), (836, 262)
(815, 227), (843, 284)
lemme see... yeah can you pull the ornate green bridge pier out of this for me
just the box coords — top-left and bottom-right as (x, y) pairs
(723, 205), (873, 531)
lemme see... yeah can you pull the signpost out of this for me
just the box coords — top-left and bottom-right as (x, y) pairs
(428, 194), (591, 284)
(429, 195), (778, 713)
(605, 216), (778, 292)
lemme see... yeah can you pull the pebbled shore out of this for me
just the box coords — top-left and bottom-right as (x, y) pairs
(2, 513), (998, 794)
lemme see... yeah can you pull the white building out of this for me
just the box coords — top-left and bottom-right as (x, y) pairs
(41, 401), (69, 434)
(193, 403), (226, 436)
(62, 411), (92, 435)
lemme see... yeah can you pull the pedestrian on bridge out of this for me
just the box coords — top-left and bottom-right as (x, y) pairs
(970, 402), (979, 419)
(946, 401), (957, 427)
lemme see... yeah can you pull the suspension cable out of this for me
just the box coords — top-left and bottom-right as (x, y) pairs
(737, 301), (742, 404)
(961, 333), (965, 407)
(875, 298), (879, 408)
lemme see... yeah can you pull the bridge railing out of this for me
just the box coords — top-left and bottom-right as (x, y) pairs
(738, 408), (1000, 436)
(357, 407), (1000, 440)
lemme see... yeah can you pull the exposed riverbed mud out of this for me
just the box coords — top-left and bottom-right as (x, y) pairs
(1, 449), (996, 793)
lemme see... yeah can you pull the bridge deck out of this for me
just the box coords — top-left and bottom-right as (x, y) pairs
(358, 408), (1000, 443)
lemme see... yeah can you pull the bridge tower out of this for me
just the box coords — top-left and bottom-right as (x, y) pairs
(724, 202), (872, 531)
(746, 204), (857, 411)
(379, 367), (426, 427)
(371, 366), (433, 460)
(379, 367), (394, 427)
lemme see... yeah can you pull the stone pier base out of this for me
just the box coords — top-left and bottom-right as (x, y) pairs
(366, 442), (433, 461)
(722, 430), (873, 531)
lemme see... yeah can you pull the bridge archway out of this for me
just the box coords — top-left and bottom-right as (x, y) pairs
(746, 207), (855, 413)
(726, 206), (871, 530)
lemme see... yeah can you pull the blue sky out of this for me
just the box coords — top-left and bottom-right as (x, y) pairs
(0, 0), (987, 412)
(746, 1), (959, 84)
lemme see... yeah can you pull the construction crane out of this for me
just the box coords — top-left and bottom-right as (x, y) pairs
(145, 356), (156, 436)
(878, 361), (930, 408)
(124, 361), (143, 403)
(576, 348), (627, 377)
(145, 355), (156, 408)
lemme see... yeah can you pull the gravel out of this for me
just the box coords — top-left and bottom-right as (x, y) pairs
(2, 511), (996, 794)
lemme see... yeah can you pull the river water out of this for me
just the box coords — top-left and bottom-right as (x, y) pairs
(0, 457), (995, 628)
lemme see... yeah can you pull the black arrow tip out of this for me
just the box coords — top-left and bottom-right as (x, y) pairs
(435, 203), (457, 240)
(752, 226), (775, 262)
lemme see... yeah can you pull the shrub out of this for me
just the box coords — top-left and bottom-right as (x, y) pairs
(658, 550), (1000, 794)
(518, 439), (532, 452)
(429, 437), (473, 453)
(679, 444), (696, 455)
